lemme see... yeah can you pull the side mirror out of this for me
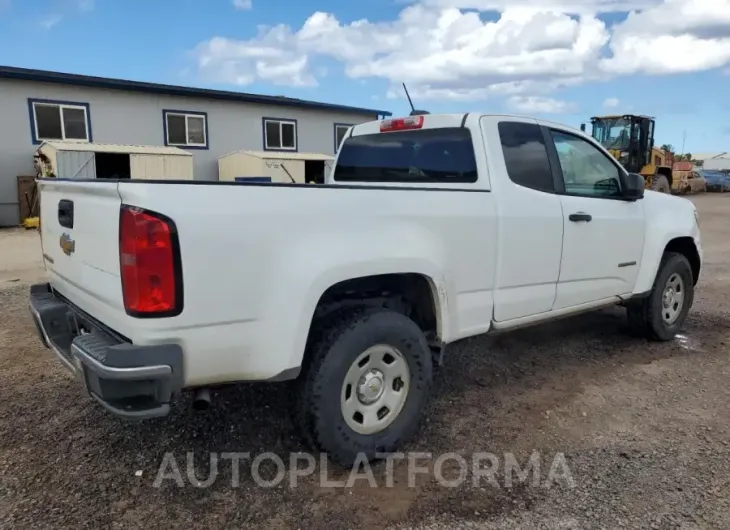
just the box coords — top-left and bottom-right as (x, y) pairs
(580, 123), (586, 132)
(620, 172), (645, 200)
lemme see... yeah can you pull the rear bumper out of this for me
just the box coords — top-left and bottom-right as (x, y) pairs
(29, 283), (184, 420)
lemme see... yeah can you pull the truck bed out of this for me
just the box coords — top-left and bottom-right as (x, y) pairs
(38, 178), (497, 386)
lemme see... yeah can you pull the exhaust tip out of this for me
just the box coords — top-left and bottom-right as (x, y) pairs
(192, 399), (210, 412)
(192, 388), (211, 411)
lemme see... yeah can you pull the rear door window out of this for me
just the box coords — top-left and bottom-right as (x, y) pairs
(497, 121), (554, 193)
(333, 128), (478, 183)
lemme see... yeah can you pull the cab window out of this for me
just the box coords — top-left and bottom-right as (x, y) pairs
(550, 130), (622, 198)
(497, 121), (554, 193)
(334, 128), (478, 183)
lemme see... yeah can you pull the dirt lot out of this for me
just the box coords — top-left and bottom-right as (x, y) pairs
(0, 228), (45, 286)
(1, 194), (729, 529)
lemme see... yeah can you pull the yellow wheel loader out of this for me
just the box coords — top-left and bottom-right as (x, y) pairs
(581, 114), (673, 193)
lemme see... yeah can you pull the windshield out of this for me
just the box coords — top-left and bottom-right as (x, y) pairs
(591, 117), (632, 151)
(333, 128), (478, 183)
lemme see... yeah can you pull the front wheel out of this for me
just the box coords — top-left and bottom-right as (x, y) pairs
(627, 252), (694, 341)
(295, 307), (433, 466)
(651, 174), (670, 193)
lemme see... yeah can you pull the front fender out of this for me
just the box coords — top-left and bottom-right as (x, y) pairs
(632, 193), (700, 294)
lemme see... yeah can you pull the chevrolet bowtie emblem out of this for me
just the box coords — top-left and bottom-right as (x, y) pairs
(59, 233), (75, 256)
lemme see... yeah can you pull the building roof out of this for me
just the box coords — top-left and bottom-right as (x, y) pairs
(0, 65), (392, 117)
(39, 141), (191, 156)
(693, 152), (729, 160)
(224, 150), (334, 161)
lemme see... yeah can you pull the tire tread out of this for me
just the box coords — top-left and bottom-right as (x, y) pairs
(293, 306), (431, 465)
(627, 252), (693, 341)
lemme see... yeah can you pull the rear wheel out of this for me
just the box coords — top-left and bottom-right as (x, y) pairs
(651, 174), (670, 193)
(295, 307), (433, 466)
(627, 252), (694, 341)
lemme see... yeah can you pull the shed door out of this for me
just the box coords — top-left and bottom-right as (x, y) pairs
(164, 156), (193, 180)
(265, 159), (304, 183)
(57, 151), (96, 179)
(130, 155), (165, 180)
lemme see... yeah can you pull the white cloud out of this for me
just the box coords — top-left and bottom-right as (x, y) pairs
(41, 14), (63, 29)
(232, 0), (252, 9)
(194, 5), (610, 99)
(507, 95), (575, 113)
(385, 77), (584, 102)
(39, 0), (93, 29)
(195, 35), (316, 86)
(418, 0), (660, 13)
(192, 0), (730, 103)
(603, 97), (620, 108)
(601, 0), (730, 74)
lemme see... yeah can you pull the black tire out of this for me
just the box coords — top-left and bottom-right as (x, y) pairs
(651, 175), (670, 193)
(294, 306), (433, 466)
(626, 252), (694, 341)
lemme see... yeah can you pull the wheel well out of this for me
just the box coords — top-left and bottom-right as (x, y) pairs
(665, 237), (700, 285)
(656, 166), (673, 188)
(312, 273), (440, 340)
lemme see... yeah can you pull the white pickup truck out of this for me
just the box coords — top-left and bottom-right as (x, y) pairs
(30, 113), (702, 465)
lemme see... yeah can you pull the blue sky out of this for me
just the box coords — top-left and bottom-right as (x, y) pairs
(1, 0), (729, 154)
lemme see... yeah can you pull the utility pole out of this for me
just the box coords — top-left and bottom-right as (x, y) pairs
(681, 130), (686, 156)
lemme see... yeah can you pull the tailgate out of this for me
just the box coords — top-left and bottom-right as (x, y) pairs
(39, 179), (126, 326)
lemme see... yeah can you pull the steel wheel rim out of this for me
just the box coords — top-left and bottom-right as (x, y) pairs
(661, 272), (685, 325)
(340, 344), (411, 435)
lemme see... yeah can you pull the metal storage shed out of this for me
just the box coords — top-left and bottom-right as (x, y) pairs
(703, 158), (730, 171)
(35, 141), (193, 180)
(218, 150), (334, 184)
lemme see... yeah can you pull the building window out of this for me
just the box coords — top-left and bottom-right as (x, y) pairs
(163, 110), (208, 148)
(28, 99), (91, 144)
(334, 123), (352, 152)
(263, 118), (297, 151)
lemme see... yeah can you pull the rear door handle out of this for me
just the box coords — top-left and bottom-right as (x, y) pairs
(58, 199), (74, 229)
(569, 212), (592, 222)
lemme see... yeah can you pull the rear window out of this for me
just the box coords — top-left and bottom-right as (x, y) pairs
(333, 128), (478, 183)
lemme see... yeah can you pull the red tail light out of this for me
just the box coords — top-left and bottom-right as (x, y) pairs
(119, 205), (182, 317)
(380, 115), (424, 132)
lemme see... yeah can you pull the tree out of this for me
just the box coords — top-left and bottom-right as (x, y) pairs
(660, 144), (674, 153)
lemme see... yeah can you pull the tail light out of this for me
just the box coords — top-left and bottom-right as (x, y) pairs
(119, 205), (183, 317)
(380, 115), (424, 132)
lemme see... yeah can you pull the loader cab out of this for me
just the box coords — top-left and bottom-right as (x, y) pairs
(588, 114), (655, 175)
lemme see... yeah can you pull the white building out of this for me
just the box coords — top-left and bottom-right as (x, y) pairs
(0, 66), (391, 226)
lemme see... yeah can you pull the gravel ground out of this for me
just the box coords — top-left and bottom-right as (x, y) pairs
(1, 194), (729, 529)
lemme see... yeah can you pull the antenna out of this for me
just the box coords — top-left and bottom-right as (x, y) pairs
(403, 83), (415, 113)
(402, 83), (430, 116)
